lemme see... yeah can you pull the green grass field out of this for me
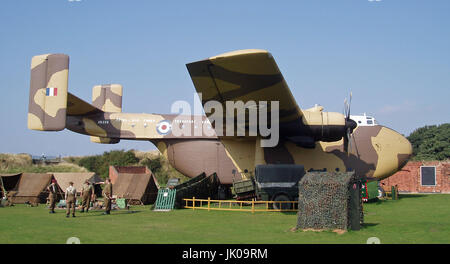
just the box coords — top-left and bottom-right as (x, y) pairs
(1, 194), (449, 244)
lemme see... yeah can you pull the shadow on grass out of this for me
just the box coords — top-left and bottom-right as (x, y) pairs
(368, 197), (405, 205)
(361, 223), (379, 229)
(72, 210), (143, 217)
(398, 194), (427, 199)
(371, 194), (427, 203)
(363, 198), (390, 206)
(281, 211), (298, 216)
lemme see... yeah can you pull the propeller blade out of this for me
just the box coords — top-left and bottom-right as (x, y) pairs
(347, 92), (352, 118)
(347, 129), (353, 156)
(343, 134), (349, 153)
(343, 98), (348, 117)
(343, 92), (355, 155)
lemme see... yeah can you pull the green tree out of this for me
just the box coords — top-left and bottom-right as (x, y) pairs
(77, 150), (139, 179)
(77, 155), (101, 172)
(407, 123), (450, 161)
(76, 150), (188, 184)
(140, 157), (162, 172)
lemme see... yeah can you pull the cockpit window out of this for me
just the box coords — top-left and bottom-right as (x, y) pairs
(351, 115), (379, 126)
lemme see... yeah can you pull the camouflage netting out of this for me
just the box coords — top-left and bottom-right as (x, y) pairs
(174, 172), (220, 208)
(297, 171), (363, 230)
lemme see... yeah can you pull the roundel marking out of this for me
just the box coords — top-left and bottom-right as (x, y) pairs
(156, 120), (172, 135)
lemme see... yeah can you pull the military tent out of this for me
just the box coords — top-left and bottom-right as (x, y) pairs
(0, 173), (21, 197)
(52, 172), (102, 197)
(296, 171), (363, 231)
(9, 173), (62, 204)
(109, 166), (159, 205)
(109, 166), (149, 184)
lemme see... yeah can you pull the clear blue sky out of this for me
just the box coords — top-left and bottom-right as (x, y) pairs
(0, 0), (449, 156)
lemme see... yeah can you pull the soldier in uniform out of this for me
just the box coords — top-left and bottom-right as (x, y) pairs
(102, 178), (112, 215)
(46, 179), (58, 214)
(1, 191), (13, 207)
(65, 181), (77, 218)
(80, 180), (94, 213)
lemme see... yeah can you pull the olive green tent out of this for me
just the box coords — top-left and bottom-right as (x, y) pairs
(110, 166), (160, 205)
(52, 172), (102, 197)
(9, 173), (62, 204)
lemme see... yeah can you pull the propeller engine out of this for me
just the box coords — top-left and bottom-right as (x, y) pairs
(285, 93), (357, 149)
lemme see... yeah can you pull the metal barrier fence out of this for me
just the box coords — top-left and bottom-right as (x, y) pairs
(154, 189), (177, 211)
(183, 197), (298, 213)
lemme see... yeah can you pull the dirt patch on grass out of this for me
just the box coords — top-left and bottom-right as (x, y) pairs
(290, 227), (347, 234)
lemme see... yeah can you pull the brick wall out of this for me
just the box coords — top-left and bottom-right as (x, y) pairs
(381, 161), (450, 193)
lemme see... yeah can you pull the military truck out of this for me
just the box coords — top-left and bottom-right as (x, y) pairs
(255, 164), (305, 209)
(232, 165), (306, 209)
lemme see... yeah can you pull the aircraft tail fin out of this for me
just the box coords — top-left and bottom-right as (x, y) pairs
(89, 84), (123, 144)
(27, 54), (120, 144)
(28, 54), (69, 131)
(92, 84), (123, 112)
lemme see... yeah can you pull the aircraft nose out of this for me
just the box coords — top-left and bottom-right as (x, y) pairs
(372, 126), (413, 180)
(397, 136), (413, 169)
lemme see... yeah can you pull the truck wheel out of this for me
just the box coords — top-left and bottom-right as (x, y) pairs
(272, 194), (291, 210)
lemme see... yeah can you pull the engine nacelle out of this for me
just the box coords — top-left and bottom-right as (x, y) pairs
(301, 111), (347, 142)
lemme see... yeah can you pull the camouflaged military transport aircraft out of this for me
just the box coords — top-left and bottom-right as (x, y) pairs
(27, 50), (412, 186)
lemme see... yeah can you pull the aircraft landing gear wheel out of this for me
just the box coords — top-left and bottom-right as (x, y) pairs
(377, 187), (385, 198)
(272, 194), (291, 210)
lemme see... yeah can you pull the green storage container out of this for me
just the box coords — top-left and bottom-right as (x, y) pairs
(367, 181), (379, 200)
(362, 180), (380, 201)
(233, 178), (255, 195)
(116, 198), (127, 209)
(391, 186), (398, 200)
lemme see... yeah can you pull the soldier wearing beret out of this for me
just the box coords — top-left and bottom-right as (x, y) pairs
(46, 179), (58, 214)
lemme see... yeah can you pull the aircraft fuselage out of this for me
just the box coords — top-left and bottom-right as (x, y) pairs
(66, 113), (412, 185)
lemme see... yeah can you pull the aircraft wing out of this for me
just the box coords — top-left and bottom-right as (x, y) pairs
(186, 49), (303, 138)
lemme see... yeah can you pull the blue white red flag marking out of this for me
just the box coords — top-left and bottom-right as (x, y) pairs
(46, 87), (57, 96)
